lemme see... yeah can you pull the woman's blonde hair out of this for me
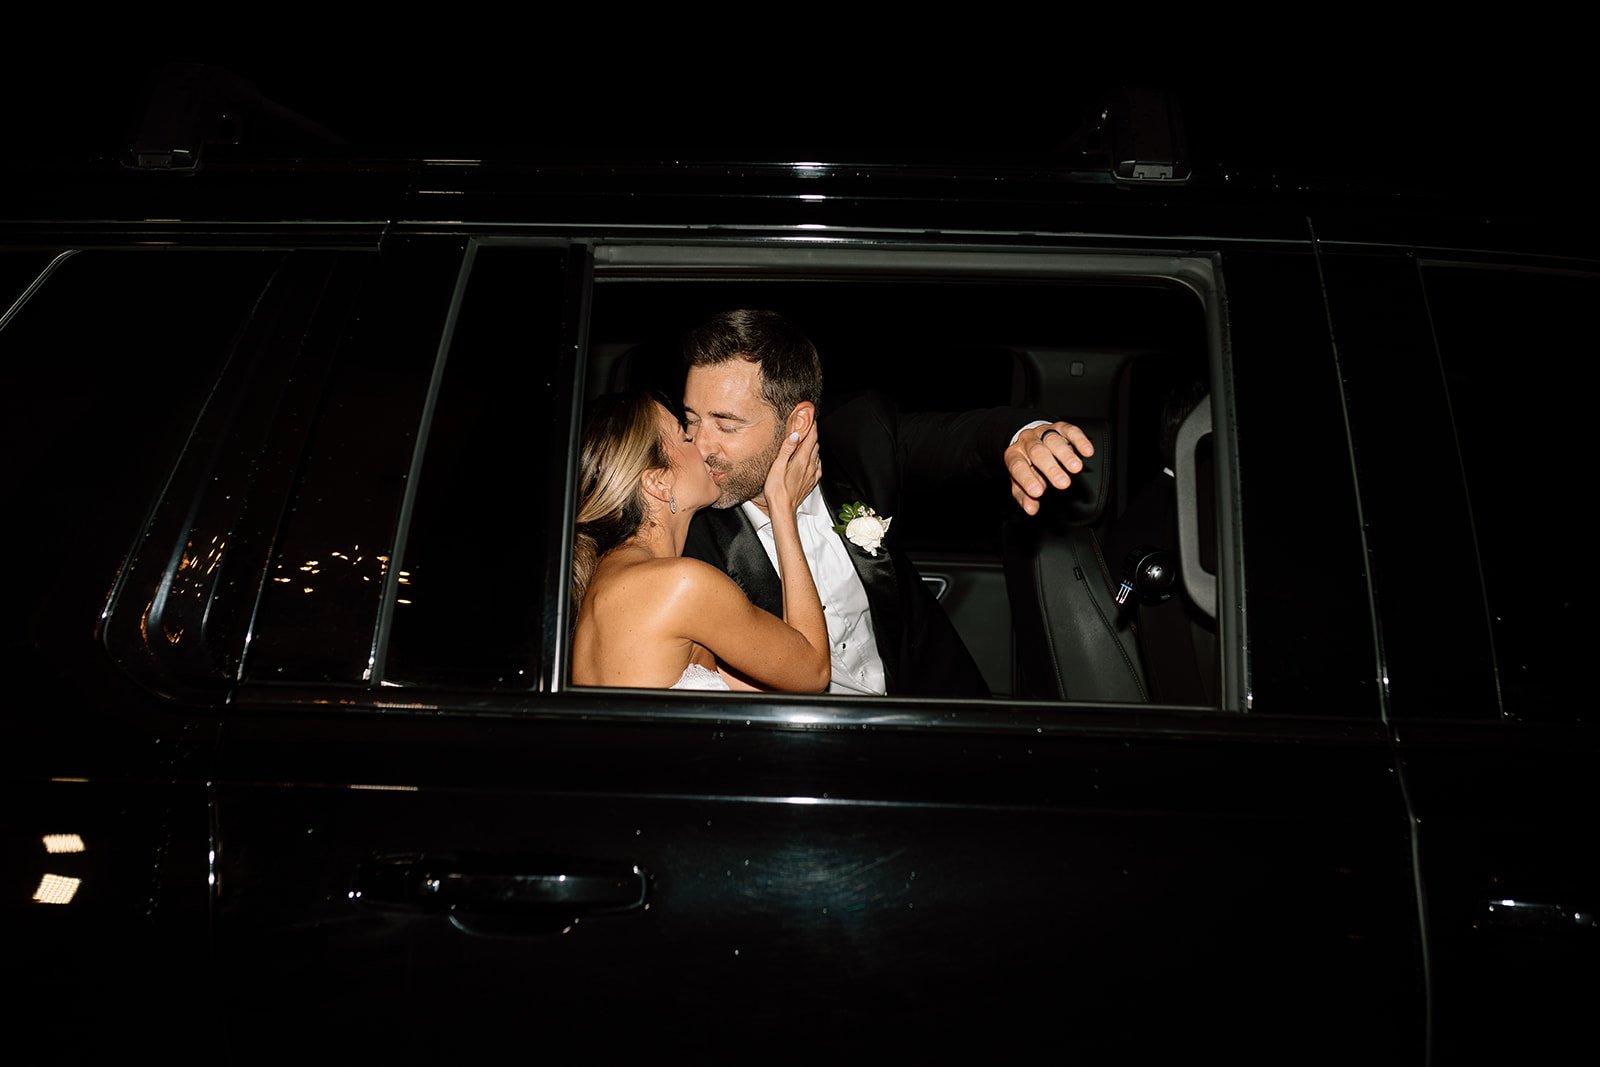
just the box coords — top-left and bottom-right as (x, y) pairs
(571, 391), (676, 620)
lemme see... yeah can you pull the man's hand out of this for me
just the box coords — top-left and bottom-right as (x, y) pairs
(1006, 421), (1096, 516)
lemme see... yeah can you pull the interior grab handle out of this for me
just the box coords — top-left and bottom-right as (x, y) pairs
(1174, 399), (1216, 619)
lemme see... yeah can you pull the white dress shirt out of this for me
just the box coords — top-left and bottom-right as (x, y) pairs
(738, 419), (1047, 695)
(741, 486), (887, 695)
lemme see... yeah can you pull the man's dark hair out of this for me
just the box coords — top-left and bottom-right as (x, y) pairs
(683, 309), (823, 417)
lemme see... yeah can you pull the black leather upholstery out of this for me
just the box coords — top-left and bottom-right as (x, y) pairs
(1005, 521), (1149, 702)
(1002, 419), (1150, 703)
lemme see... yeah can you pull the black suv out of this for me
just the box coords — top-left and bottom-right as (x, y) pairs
(5, 82), (1595, 1062)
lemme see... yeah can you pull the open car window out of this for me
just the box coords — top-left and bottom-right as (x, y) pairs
(567, 247), (1224, 707)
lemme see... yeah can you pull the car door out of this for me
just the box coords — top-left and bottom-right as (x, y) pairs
(1318, 246), (1600, 1064)
(191, 232), (1425, 1059)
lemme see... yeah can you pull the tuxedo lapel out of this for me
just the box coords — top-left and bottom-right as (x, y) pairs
(691, 507), (783, 617)
(821, 479), (902, 693)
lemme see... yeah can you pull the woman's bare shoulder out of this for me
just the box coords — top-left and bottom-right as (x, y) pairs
(593, 555), (737, 608)
(651, 556), (745, 603)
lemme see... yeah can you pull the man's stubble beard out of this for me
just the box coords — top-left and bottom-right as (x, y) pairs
(708, 426), (785, 510)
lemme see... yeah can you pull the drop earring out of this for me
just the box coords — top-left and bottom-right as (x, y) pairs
(670, 493), (677, 514)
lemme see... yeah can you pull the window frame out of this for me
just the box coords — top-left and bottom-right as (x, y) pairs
(547, 241), (1244, 717)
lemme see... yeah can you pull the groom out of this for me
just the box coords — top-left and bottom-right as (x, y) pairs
(682, 310), (1094, 698)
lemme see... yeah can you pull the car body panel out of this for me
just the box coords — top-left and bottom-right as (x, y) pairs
(4, 151), (1595, 1061)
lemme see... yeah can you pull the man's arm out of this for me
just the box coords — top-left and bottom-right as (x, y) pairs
(893, 404), (1052, 487)
(893, 404), (1095, 512)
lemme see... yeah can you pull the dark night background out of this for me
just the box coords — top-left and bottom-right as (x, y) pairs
(2, 51), (1591, 197)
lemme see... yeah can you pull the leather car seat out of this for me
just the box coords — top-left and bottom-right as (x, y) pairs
(1002, 418), (1151, 702)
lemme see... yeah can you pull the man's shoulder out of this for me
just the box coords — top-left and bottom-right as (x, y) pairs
(821, 391), (897, 434)
(819, 391), (899, 467)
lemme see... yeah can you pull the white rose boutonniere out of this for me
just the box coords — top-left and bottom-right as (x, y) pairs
(834, 501), (893, 557)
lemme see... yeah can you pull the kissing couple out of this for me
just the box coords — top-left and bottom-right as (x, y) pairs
(570, 310), (1094, 696)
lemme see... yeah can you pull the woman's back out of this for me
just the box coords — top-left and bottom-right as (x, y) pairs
(570, 549), (718, 689)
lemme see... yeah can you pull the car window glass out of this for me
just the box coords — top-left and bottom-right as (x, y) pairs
(243, 239), (464, 686)
(1422, 265), (1597, 722)
(1317, 253), (1498, 720)
(2, 250), (282, 692)
(381, 244), (572, 689)
(4, 250), (277, 500)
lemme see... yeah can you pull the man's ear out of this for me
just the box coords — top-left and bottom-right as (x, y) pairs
(785, 402), (816, 437)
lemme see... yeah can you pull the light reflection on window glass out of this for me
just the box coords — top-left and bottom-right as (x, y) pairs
(33, 875), (81, 904)
(41, 834), (85, 854)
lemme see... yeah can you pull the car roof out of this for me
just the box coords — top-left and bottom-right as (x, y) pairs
(4, 63), (1597, 260)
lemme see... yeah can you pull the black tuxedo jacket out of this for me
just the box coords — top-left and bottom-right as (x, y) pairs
(684, 393), (1048, 698)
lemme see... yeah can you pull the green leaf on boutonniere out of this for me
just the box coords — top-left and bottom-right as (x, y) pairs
(832, 501), (870, 536)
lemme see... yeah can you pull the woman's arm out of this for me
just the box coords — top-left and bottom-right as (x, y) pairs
(762, 424), (829, 688)
(665, 424), (830, 693)
(662, 558), (830, 692)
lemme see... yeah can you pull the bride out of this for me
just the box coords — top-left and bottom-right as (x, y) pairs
(569, 391), (830, 692)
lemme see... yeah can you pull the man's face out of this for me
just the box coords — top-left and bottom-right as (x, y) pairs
(684, 360), (787, 509)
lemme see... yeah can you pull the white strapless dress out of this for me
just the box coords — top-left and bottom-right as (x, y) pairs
(671, 663), (731, 691)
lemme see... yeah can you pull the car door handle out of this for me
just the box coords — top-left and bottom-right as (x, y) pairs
(352, 851), (648, 925)
(1478, 898), (1597, 933)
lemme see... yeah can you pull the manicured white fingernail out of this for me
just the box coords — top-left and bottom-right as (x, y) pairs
(789, 432), (799, 442)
